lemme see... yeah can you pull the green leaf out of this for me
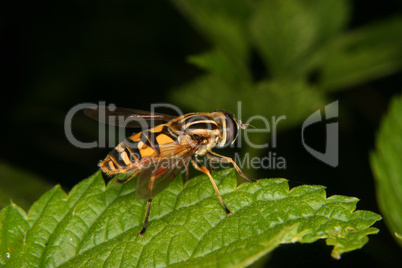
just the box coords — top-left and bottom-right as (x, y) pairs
(171, 75), (324, 130)
(0, 203), (29, 264)
(169, 0), (402, 135)
(0, 169), (381, 266)
(250, 0), (349, 78)
(0, 162), (52, 210)
(172, 0), (251, 80)
(320, 16), (402, 91)
(371, 94), (402, 246)
(188, 48), (249, 81)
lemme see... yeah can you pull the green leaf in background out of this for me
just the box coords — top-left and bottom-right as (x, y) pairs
(187, 48), (247, 81)
(371, 94), (402, 246)
(173, 0), (252, 81)
(169, 0), (402, 183)
(250, 0), (349, 78)
(171, 75), (324, 131)
(0, 169), (381, 266)
(0, 162), (52, 210)
(170, 0), (402, 117)
(320, 16), (402, 91)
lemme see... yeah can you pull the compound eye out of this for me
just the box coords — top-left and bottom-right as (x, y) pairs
(224, 115), (238, 146)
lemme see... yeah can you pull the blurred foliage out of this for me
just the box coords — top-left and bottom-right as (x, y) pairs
(169, 0), (402, 152)
(371, 95), (402, 246)
(0, 163), (52, 211)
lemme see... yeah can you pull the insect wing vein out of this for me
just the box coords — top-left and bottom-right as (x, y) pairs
(84, 106), (177, 128)
(135, 146), (197, 200)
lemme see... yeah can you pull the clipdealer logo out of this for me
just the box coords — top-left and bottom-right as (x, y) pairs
(301, 101), (339, 167)
(64, 101), (339, 169)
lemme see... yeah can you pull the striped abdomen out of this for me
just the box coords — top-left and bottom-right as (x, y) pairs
(99, 111), (233, 175)
(99, 124), (178, 175)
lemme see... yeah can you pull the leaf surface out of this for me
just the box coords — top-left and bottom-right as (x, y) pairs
(371, 94), (402, 246)
(0, 169), (381, 267)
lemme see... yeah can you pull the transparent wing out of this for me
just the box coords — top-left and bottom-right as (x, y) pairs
(135, 146), (197, 200)
(84, 106), (177, 128)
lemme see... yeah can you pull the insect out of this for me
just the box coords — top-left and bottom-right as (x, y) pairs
(85, 106), (255, 236)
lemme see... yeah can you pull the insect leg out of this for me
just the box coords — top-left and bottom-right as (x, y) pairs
(209, 158), (216, 173)
(138, 175), (156, 236)
(191, 157), (231, 215)
(184, 160), (190, 181)
(114, 169), (140, 184)
(139, 199), (152, 237)
(206, 151), (257, 183)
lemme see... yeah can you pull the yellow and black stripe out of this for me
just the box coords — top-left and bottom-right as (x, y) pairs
(99, 123), (178, 175)
(99, 112), (233, 175)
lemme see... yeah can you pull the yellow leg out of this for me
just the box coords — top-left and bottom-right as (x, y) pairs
(114, 170), (140, 184)
(192, 157), (231, 215)
(206, 151), (257, 183)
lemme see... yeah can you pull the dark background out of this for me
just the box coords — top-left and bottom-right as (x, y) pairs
(1, 0), (401, 267)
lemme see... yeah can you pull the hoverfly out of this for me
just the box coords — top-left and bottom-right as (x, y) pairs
(85, 106), (255, 236)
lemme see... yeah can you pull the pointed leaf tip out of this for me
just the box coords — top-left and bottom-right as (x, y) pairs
(0, 169), (381, 267)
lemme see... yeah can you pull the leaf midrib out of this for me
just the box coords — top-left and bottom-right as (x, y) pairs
(60, 184), (330, 267)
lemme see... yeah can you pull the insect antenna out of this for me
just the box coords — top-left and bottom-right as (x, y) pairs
(238, 120), (256, 130)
